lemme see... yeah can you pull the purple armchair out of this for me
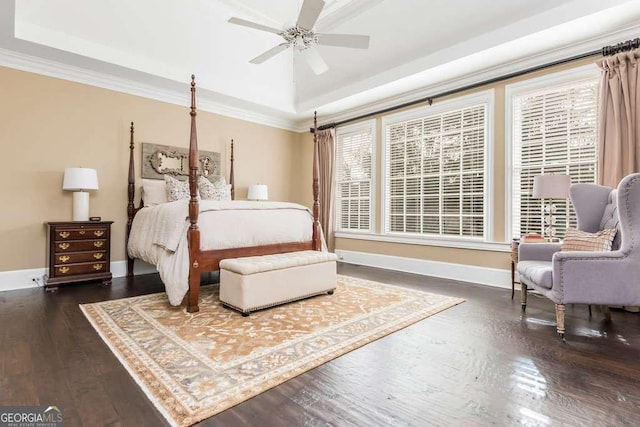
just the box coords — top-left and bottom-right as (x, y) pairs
(517, 173), (640, 339)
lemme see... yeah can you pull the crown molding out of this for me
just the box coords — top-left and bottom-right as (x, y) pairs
(316, 0), (384, 32)
(211, 0), (282, 27)
(0, 46), (299, 132)
(294, 22), (640, 133)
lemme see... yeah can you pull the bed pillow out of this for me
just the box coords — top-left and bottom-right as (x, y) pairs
(164, 175), (191, 202)
(560, 228), (617, 252)
(141, 179), (168, 206)
(199, 176), (232, 201)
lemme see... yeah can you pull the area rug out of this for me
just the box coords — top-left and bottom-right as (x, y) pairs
(80, 274), (464, 426)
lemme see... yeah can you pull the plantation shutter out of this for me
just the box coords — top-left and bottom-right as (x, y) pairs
(511, 79), (598, 239)
(335, 127), (373, 232)
(384, 104), (486, 238)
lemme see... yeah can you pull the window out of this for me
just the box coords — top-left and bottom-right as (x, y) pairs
(335, 120), (375, 232)
(382, 91), (493, 240)
(508, 67), (599, 239)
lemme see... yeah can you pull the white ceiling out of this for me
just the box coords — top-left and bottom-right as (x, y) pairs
(1, 0), (640, 130)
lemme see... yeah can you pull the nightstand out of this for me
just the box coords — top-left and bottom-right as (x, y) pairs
(45, 221), (114, 291)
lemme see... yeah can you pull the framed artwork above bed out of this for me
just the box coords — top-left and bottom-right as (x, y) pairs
(142, 142), (221, 182)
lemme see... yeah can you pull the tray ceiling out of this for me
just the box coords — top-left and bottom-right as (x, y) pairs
(1, 0), (639, 130)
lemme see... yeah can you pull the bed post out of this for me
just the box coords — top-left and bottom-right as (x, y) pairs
(312, 111), (322, 251)
(230, 139), (235, 200)
(187, 75), (201, 313)
(126, 122), (135, 277)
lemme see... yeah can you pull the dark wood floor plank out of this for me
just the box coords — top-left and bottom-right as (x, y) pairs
(2, 264), (640, 426)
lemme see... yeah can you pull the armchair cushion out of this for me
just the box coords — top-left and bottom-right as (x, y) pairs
(560, 228), (617, 252)
(518, 242), (562, 262)
(518, 261), (553, 290)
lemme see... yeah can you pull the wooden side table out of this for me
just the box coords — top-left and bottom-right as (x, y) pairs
(510, 239), (520, 299)
(45, 221), (114, 291)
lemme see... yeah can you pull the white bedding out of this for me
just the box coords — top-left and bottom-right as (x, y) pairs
(127, 200), (314, 305)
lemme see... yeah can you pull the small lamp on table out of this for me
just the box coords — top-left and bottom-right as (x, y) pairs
(63, 167), (99, 221)
(248, 184), (268, 201)
(533, 174), (571, 241)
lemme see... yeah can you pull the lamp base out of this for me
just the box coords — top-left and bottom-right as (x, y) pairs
(72, 191), (90, 221)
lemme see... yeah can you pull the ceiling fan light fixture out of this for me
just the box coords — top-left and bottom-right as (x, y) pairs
(282, 26), (317, 51)
(228, 0), (370, 74)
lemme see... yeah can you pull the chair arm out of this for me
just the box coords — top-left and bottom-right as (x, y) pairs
(551, 250), (638, 304)
(518, 242), (561, 262)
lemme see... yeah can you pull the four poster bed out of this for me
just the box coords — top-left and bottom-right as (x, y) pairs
(126, 76), (323, 313)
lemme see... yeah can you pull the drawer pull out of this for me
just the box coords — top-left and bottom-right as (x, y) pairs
(92, 264), (103, 271)
(93, 241), (104, 248)
(58, 255), (70, 263)
(93, 253), (104, 260)
(59, 266), (70, 274)
(59, 231), (70, 239)
(93, 230), (105, 237)
(79, 230), (85, 235)
(58, 243), (70, 250)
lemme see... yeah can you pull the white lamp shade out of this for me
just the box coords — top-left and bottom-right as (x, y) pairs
(248, 184), (268, 201)
(63, 168), (99, 191)
(533, 174), (571, 199)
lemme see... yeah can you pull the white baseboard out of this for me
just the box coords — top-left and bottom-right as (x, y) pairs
(335, 249), (511, 290)
(0, 267), (48, 292)
(110, 260), (158, 278)
(0, 260), (158, 292)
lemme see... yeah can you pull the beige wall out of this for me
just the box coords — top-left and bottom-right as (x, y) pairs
(0, 66), (299, 271)
(293, 58), (596, 271)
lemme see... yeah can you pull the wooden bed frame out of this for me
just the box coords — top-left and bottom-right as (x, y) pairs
(126, 75), (322, 313)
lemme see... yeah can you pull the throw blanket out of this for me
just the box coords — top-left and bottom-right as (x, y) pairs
(128, 200), (314, 305)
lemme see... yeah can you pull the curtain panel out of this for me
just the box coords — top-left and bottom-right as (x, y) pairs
(596, 49), (640, 187)
(316, 128), (335, 251)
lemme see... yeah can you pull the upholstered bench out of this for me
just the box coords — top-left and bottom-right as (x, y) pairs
(219, 250), (338, 315)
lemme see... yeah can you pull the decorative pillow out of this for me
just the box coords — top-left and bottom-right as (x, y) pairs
(199, 176), (232, 201)
(164, 175), (191, 202)
(141, 179), (167, 206)
(560, 228), (617, 252)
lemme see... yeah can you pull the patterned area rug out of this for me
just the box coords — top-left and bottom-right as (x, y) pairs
(80, 275), (464, 426)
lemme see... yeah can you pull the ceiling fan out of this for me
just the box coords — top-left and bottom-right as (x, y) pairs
(228, 0), (370, 75)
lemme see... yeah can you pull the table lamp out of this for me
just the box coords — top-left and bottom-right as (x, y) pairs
(63, 167), (99, 221)
(248, 184), (268, 201)
(533, 174), (571, 240)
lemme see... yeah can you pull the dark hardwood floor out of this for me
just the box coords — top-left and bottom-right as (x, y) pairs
(2, 264), (640, 426)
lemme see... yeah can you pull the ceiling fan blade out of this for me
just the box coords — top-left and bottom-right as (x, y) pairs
(304, 48), (329, 75)
(250, 43), (290, 64)
(296, 0), (325, 30)
(228, 17), (281, 35)
(317, 33), (370, 49)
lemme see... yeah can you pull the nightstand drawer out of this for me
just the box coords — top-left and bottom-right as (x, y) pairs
(54, 240), (107, 252)
(55, 227), (109, 240)
(52, 261), (108, 277)
(54, 251), (107, 264)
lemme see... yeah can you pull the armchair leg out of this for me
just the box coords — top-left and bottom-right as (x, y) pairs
(555, 304), (566, 339)
(520, 283), (528, 311)
(600, 305), (612, 321)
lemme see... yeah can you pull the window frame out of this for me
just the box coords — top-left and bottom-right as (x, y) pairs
(505, 65), (600, 241)
(380, 89), (495, 243)
(333, 119), (377, 234)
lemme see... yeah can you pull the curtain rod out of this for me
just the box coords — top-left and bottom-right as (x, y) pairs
(310, 37), (639, 132)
